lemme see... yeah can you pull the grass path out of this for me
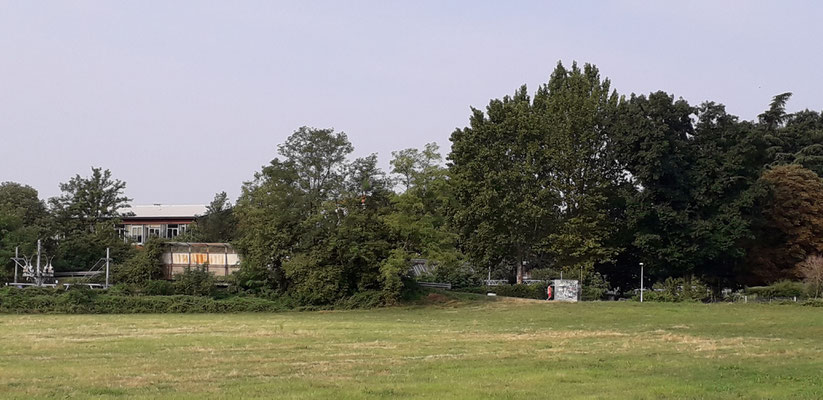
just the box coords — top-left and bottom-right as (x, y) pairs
(1, 296), (822, 399)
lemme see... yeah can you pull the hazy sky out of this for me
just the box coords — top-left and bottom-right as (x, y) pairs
(1, 1), (821, 204)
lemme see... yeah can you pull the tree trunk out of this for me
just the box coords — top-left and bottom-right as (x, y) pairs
(516, 249), (524, 284)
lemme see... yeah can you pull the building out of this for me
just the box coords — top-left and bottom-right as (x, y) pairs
(161, 242), (241, 278)
(118, 204), (208, 245)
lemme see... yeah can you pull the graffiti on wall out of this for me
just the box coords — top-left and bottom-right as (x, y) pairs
(553, 279), (579, 302)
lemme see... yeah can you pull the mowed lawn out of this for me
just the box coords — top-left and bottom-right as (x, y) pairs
(1, 296), (822, 399)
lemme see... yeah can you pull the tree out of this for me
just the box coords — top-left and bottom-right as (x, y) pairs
(610, 92), (768, 287)
(0, 182), (52, 280)
(277, 126), (353, 212)
(390, 143), (442, 191)
(282, 151), (396, 304)
(797, 254), (823, 299)
(386, 144), (468, 286)
(450, 62), (623, 283)
(747, 165), (823, 282)
(758, 92), (793, 131)
(182, 191), (236, 243)
(49, 167), (133, 271)
(234, 159), (306, 293)
(759, 93), (823, 177)
(449, 84), (548, 283)
(531, 62), (623, 274)
(50, 167), (131, 233)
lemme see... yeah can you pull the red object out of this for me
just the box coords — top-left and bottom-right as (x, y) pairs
(547, 286), (553, 300)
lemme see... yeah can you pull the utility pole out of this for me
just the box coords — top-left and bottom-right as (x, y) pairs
(105, 247), (110, 289)
(14, 247), (18, 284)
(36, 239), (42, 286)
(639, 262), (644, 303)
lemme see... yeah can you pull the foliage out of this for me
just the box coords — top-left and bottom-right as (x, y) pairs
(113, 239), (166, 285)
(431, 260), (479, 289)
(747, 165), (823, 282)
(450, 62), (623, 283)
(390, 143), (443, 191)
(797, 254), (823, 298)
(49, 167), (131, 234)
(10, 62), (823, 305)
(0, 287), (295, 313)
(612, 93), (767, 285)
(379, 249), (409, 304)
(0, 182), (53, 280)
(52, 221), (135, 272)
(178, 191), (237, 243)
(173, 266), (216, 296)
(49, 167), (134, 271)
(639, 277), (711, 302)
(581, 272), (610, 301)
(744, 280), (806, 299)
(528, 267), (561, 281)
(462, 283), (549, 300)
(142, 280), (176, 296)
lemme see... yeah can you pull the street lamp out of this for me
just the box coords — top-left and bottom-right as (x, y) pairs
(639, 262), (644, 303)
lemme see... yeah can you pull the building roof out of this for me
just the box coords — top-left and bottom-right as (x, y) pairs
(126, 204), (208, 219)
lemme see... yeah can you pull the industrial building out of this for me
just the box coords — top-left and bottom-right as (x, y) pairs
(160, 242), (241, 279)
(117, 204), (207, 245)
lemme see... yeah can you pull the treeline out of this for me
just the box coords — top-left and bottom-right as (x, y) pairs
(4, 61), (823, 305)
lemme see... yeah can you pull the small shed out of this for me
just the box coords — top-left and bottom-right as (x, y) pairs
(161, 242), (241, 279)
(552, 279), (579, 302)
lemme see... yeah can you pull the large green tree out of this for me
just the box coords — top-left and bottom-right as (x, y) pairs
(234, 127), (406, 303)
(449, 84), (547, 283)
(0, 182), (52, 280)
(449, 62), (623, 283)
(611, 92), (768, 285)
(532, 62), (623, 274)
(760, 93), (823, 177)
(49, 167), (133, 271)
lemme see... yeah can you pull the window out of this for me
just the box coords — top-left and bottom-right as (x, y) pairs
(166, 224), (179, 238)
(130, 225), (143, 244)
(115, 225), (126, 240)
(147, 225), (162, 239)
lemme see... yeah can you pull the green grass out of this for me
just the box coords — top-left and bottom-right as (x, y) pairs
(1, 294), (822, 399)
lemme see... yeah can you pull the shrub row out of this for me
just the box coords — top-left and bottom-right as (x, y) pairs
(0, 287), (295, 314)
(461, 283), (549, 300)
(744, 280), (807, 299)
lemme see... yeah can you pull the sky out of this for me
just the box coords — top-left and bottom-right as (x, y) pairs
(1, 1), (822, 205)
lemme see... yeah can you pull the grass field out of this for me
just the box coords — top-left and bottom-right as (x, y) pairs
(1, 294), (822, 399)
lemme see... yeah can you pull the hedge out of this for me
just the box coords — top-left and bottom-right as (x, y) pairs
(0, 287), (295, 314)
(461, 283), (549, 300)
(744, 281), (807, 299)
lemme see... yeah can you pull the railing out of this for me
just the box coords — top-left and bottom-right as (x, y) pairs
(418, 282), (452, 290)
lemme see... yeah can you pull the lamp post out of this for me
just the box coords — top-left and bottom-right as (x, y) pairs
(639, 262), (644, 303)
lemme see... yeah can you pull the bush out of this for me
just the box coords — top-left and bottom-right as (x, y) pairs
(143, 280), (176, 296)
(462, 283), (548, 300)
(0, 287), (295, 314)
(745, 280), (806, 299)
(336, 290), (385, 309)
(113, 239), (166, 285)
(283, 254), (347, 306)
(379, 250), (408, 304)
(636, 277), (710, 302)
(173, 266), (216, 297)
(802, 298), (823, 307)
(432, 264), (480, 289)
(582, 272), (610, 301)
